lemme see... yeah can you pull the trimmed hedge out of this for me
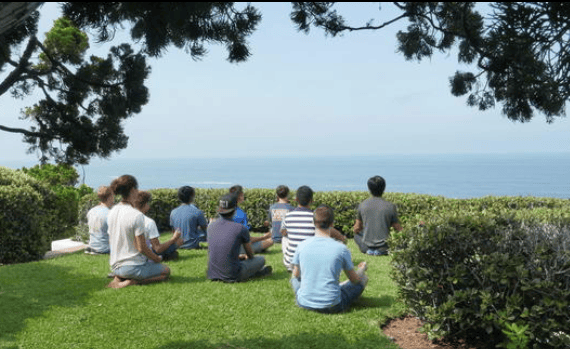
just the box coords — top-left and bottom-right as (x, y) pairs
(75, 187), (570, 239)
(390, 213), (570, 348)
(0, 167), (59, 264)
(20, 164), (93, 240)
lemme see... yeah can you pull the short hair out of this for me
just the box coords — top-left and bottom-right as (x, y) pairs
(134, 191), (152, 210)
(367, 176), (386, 197)
(314, 205), (334, 229)
(219, 211), (235, 219)
(229, 185), (243, 196)
(276, 185), (289, 199)
(97, 186), (113, 202)
(296, 186), (313, 206)
(110, 175), (138, 198)
(178, 186), (195, 204)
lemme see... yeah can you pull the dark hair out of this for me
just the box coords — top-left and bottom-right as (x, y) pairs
(229, 185), (243, 196)
(220, 211), (235, 219)
(314, 205), (334, 229)
(134, 191), (152, 210)
(97, 186), (113, 202)
(276, 185), (289, 199)
(367, 176), (386, 197)
(110, 175), (138, 198)
(296, 186), (313, 206)
(178, 186), (195, 204)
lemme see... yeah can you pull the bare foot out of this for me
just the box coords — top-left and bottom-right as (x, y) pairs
(107, 276), (138, 289)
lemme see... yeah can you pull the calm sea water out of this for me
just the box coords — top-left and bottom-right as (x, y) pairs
(3, 153), (569, 199)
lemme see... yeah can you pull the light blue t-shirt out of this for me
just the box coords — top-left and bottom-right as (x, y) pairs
(87, 205), (110, 253)
(170, 204), (208, 249)
(292, 236), (354, 309)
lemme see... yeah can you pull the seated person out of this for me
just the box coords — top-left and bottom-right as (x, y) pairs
(282, 186), (347, 271)
(229, 185), (273, 254)
(264, 185), (294, 244)
(170, 186), (208, 249)
(353, 176), (402, 256)
(107, 175), (170, 289)
(291, 205), (368, 313)
(85, 186), (114, 255)
(207, 193), (272, 283)
(134, 191), (184, 261)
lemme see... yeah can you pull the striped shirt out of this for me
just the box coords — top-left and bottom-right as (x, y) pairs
(281, 207), (315, 270)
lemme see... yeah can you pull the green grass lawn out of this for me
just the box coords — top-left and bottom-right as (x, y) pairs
(0, 235), (405, 349)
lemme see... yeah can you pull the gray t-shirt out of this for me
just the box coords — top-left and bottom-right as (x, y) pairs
(356, 197), (399, 249)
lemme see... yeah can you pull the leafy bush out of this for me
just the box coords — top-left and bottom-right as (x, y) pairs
(0, 167), (59, 264)
(20, 163), (79, 186)
(390, 213), (570, 348)
(20, 163), (93, 240)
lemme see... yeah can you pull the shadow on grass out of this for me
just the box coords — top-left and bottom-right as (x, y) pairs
(156, 332), (398, 349)
(0, 262), (102, 345)
(352, 295), (396, 312)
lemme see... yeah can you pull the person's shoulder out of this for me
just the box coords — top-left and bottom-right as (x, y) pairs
(143, 214), (156, 225)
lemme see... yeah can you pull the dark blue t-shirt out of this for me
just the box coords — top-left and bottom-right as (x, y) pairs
(207, 217), (250, 282)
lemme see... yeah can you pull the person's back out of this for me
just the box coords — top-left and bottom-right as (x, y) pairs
(207, 217), (249, 282)
(267, 185), (294, 243)
(170, 186), (207, 249)
(108, 202), (147, 270)
(86, 186), (114, 254)
(208, 194), (270, 282)
(87, 205), (110, 253)
(290, 206), (367, 313)
(358, 196), (398, 246)
(281, 206), (314, 270)
(294, 236), (351, 309)
(354, 176), (401, 255)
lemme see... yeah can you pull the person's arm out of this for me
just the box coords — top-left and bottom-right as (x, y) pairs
(292, 265), (300, 279)
(243, 242), (255, 260)
(198, 211), (208, 231)
(345, 269), (361, 284)
(150, 230), (181, 254)
(353, 219), (363, 234)
(392, 222), (403, 232)
(330, 227), (347, 244)
(135, 234), (162, 263)
(250, 232), (271, 243)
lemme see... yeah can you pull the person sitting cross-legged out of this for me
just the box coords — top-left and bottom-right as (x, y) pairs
(107, 175), (170, 289)
(230, 184), (274, 254)
(290, 205), (368, 313)
(207, 193), (272, 283)
(134, 191), (184, 261)
(85, 186), (114, 255)
(170, 186), (208, 250)
(353, 176), (402, 256)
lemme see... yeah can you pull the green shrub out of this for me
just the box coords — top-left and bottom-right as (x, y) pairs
(20, 164), (93, 240)
(390, 213), (570, 348)
(0, 167), (58, 264)
(20, 163), (79, 186)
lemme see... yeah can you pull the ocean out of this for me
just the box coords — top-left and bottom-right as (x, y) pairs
(3, 153), (569, 199)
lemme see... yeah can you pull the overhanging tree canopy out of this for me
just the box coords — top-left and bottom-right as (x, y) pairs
(0, 2), (261, 164)
(291, 2), (570, 123)
(1, 2), (569, 164)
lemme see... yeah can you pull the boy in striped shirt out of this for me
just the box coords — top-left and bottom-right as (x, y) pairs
(281, 186), (347, 271)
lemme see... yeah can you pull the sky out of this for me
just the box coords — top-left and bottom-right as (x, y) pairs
(1, 2), (569, 164)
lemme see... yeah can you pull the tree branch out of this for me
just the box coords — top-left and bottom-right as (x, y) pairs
(0, 35), (38, 96)
(334, 13), (410, 33)
(0, 124), (42, 137)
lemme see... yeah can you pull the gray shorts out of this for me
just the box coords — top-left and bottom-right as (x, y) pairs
(113, 261), (167, 280)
